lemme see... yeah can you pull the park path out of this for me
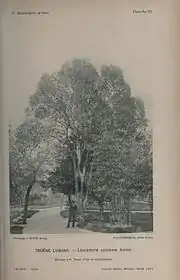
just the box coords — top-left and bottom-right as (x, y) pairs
(23, 207), (90, 234)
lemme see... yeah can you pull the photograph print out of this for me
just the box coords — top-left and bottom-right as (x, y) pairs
(5, 2), (153, 235)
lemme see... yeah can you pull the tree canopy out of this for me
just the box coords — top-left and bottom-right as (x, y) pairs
(10, 58), (152, 221)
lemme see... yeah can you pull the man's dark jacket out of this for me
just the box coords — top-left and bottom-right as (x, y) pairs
(69, 204), (77, 216)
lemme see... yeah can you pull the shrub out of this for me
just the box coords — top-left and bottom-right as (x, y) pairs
(11, 209), (39, 225)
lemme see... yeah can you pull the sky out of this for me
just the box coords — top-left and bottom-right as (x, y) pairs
(1, 0), (156, 127)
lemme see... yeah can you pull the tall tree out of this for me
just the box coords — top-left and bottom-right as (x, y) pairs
(25, 59), (152, 217)
(26, 59), (108, 211)
(9, 118), (56, 223)
(86, 65), (152, 224)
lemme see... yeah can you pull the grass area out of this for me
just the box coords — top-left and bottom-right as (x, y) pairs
(132, 212), (153, 232)
(76, 210), (153, 233)
(61, 202), (153, 233)
(80, 222), (136, 233)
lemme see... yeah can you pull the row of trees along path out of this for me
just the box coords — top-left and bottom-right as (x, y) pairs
(9, 59), (152, 226)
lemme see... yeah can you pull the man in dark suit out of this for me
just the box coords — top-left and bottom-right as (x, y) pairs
(67, 200), (77, 228)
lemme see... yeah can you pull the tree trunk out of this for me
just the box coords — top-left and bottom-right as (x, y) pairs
(120, 196), (126, 226)
(83, 191), (88, 209)
(98, 201), (104, 220)
(72, 156), (81, 209)
(118, 194), (123, 226)
(112, 192), (117, 223)
(23, 185), (33, 224)
(68, 192), (72, 205)
(127, 196), (132, 226)
(72, 144), (86, 213)
(75, 192), (83, 214)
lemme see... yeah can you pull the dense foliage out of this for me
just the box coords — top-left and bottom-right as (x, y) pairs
(10, 59), (152, 224)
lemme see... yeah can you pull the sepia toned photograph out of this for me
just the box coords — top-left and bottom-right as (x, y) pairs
(9, 58), (153, 234)
(4, 3), (153, 235)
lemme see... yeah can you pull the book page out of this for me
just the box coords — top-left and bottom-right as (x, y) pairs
(1, 0), (178, 279)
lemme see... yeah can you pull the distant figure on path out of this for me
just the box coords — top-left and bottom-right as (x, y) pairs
(66, 200), (77, 228)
